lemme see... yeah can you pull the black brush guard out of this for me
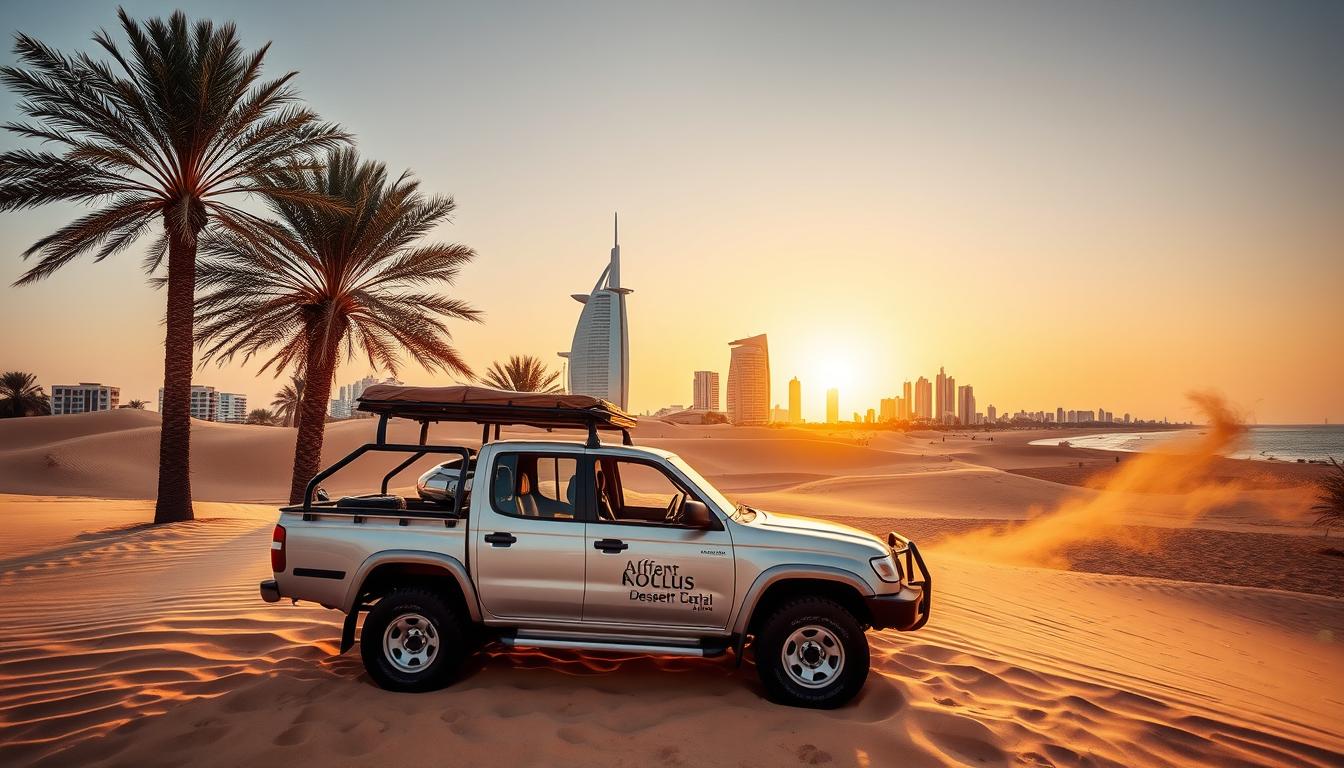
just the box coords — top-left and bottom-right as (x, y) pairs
(887, 532), (932, 630)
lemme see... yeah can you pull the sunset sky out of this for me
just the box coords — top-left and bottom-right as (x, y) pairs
(2, 1), (1341, 424)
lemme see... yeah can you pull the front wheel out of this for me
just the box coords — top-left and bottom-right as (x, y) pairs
(360, 588), (466, 692)
(754, 596), (870, 708)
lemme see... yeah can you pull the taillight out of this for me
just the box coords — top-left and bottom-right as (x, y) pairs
(271, 524), (286, 572)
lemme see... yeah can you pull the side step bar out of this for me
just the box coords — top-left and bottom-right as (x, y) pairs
(499, 635), (729, 658)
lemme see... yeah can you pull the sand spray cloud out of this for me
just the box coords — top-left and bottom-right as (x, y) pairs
(939, 391), (1288, 567)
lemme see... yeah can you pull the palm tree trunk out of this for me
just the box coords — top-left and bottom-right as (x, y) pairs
(288, 337), (339, 504)
(154, 227), (197, 524)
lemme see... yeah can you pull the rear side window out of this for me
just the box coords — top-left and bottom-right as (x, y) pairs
(490, 452), (580, 520)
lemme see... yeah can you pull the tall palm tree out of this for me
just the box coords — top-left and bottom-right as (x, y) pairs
(194, 147), (481, 503)
(271, 375), (304, 428)
(1313, 458), (1344, 538)
(124, 399), (147, 409)
(481, 355), (562, 393)
(0, 10), (348, 523)
(0, 371), (50, 417)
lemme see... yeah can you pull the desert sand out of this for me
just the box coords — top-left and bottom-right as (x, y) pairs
(1, 412), (1341, 767)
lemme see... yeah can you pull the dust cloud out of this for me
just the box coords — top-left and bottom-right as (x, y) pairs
(941, 391), (1250, 567)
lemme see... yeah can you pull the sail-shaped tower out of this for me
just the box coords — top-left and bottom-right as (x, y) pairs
(564, 214), (631, 409)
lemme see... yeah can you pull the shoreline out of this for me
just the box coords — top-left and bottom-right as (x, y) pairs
(1030, 425), (1343, 465)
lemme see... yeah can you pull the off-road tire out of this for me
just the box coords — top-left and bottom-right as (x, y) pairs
(755, 596), (870, 708)
(361, 588), (466, 692)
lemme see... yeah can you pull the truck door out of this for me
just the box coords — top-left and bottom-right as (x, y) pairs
(473, 449), (588, 622)
(582, 455), (734, 630)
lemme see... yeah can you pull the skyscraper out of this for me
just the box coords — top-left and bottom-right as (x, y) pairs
(945, 376), (956, 423)
(692, 370), (720, 411)
(879, 397), (897, 422)
(825, 388), (839, 423)
(935, 367), (947, 424)
(987, 404), (997, 423)
(788, 377), (802, 424)
(1057, 407), (1065, 424)
(957, 385), (975, 426)
(727, 334), (770, 425)
(902, 380), (913, 419)
(914, 377), (932, 420)
(566, 214), (631, 409)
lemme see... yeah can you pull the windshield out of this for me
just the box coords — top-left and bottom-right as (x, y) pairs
(668, 456), (736, 516)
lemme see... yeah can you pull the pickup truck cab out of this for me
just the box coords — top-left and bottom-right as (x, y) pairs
(261, 385), (930, 708)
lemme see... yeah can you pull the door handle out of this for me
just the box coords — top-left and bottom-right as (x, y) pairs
(593, 538), (628, 553)
(484, 532), (517, 547)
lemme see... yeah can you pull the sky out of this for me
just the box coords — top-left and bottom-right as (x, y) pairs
(1, 0), (1341, 424)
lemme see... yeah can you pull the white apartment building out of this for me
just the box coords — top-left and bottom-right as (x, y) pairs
(50, 383), (119, 415)
(158, 385), (247, 422)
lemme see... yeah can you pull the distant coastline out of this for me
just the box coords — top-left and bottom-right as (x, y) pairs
(1031, 425), (1343, 464)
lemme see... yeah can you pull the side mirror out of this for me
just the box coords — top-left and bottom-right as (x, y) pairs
(315, 487), (330, 503)
(682, 500), (713, 529)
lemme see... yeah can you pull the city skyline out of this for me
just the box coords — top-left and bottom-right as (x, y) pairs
(3, 2), (1341, 424)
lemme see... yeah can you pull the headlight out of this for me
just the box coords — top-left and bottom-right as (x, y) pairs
(870, 553), (901, 583)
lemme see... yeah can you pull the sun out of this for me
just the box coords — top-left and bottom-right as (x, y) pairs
(809, 350), (857, 393)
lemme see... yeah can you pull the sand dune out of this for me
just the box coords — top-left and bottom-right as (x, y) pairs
(1, 413), (1340, 766)
(1, 497), (1339, 767)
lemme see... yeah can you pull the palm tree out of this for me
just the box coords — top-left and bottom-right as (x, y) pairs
(194, 147), (481, 503)
(0, 10), (348, 523)
(246, 407), (279, 425)
(0, 371), (50, 417)
(124, 399), (147, 409)
(1312, 458), (1344, 538)
(271, 375), (304, 427)
(481, 355), (562, 393)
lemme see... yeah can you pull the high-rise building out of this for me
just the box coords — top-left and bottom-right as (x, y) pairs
(726, 334), (770, 425)
(945, 376), (957, 423)
(825, 388), (839, 424)
(216, 392), (248, 423)
(692, 370), (720, 411)
(987, 404), (997, 423)
(935, 367), (947, 424)
(914, 377), (932, 420)
(566, 214), (632, 409)
(160, 385), (215, 421)
(879, 397), (897, 422)
(788, 377), (802, 424)
(770, 404), (789, 423)
(158, 385), (245, 422)
(1056, 407), (1065, 424)
(957, 385), (975, 426)
(902, 381), (912, 419)
(50, 382), (119, 415)
(865, 408), (876, 424)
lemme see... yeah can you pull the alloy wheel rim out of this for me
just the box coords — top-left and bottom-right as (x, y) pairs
(383, 612), (439, 673)
(781, 624), (844, 689)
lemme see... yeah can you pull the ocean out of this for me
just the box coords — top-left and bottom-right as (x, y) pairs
(1029, 425), (1344, 463)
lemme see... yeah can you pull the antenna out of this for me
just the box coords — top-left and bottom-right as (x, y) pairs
(614, 211), (618, 246)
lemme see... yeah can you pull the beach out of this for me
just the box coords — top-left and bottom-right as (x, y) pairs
(1, 413), (1341, 767)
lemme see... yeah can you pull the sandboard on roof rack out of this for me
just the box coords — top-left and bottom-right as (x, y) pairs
(356, 384), (637, 448)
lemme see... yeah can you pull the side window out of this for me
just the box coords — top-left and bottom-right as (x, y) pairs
(490, 453), (579, 520)
(594, 459), (693, 525)
(536, 456), (576, 505)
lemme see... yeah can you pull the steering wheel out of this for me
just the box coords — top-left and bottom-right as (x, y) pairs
(663, 492), (685, 525)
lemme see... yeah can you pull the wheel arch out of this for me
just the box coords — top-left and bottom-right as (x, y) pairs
(344, 550), (481, 623)
(732, 565), (874, 637)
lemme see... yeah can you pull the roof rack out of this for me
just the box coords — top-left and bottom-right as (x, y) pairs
(356, 384), (637, 448)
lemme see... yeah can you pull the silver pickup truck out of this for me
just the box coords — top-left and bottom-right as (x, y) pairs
(260, 385), (930, 708)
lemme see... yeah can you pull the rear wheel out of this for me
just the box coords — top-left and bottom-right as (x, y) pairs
(755, 596), (869, 708)
(361, 588), (466, 692)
